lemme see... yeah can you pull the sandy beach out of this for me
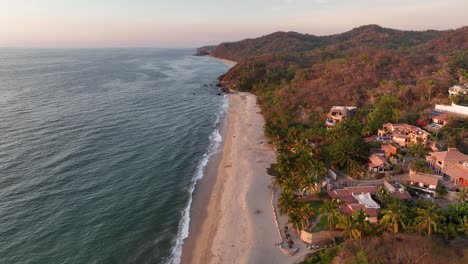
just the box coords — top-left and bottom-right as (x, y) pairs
(180, 89), (297, 264)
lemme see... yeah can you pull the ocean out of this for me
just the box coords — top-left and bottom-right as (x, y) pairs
(0, 49), (229, 263)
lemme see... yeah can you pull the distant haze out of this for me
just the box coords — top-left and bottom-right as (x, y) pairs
(1, 0), (467, 48)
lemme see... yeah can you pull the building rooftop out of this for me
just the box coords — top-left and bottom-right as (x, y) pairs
(408, 173), (439, 186)
(369, 154), (389, 168)
(427, 149), (468, 163)
(352, 193), (380, 209)
(444, 163), (468, 181)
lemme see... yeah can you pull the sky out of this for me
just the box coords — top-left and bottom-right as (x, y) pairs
(0, 0), (467, 48)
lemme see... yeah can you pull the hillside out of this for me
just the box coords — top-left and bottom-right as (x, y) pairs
(201, 25), (467, 126)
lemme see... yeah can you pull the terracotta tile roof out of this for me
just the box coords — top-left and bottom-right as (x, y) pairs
(428, 149), (468, 162)
(330, 186), (380, 219)
(345, 186), (378, 195)
(408, 173), (439, 186)
(445, 163), (468, 181)
(347, 204), (378, 217)
(368, 154), (389, 168)
(381, 144), (397, 153)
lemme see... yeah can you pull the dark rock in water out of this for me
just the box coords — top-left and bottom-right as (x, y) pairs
(193, 93), (196, 95)
(210, 84), (213, 86)
(203, 84), (208, 87)
(217, 93), (222, 96)
(216, 83), (222, 87)
(220, 86), (231, 94)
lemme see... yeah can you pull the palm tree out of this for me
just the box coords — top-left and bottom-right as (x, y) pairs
(377, 187), (391, 207)
(380, 200), (407, 235)
(320, 198), (341, 236)
(311, 159), (327, 182)
(336, 214), (361, 240)
(458, 188), (468, 202)
(414, 204), (445, 237)
(278, 189), (297, 216)
(288, 209), (304, 233)
(299, 170), (315, 197)
(354, 210), (371, 238)
(300, 203), (315, 229)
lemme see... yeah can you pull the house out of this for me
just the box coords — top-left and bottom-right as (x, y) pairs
(448, 85), (468, 96)
(328, 186), (379, 223)
(428, 109), (449, 126)
(408, 172), (439, 198)
(426, 149), (468, 188)
(381, 144), (397, 158)
(325, 106), (357, 128)
(368, 154), (393, 174)
(377, 123), (430, 148)
(444, 162), (468, 187)
(383, 180), (412, 200)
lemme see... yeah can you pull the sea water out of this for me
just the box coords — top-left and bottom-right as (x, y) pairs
(0, 49), (228, 263)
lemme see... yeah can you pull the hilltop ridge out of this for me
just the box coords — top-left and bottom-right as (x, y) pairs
(198, 25), (467, 124)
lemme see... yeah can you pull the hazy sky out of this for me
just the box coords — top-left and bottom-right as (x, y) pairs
(0, 0), (467, 48)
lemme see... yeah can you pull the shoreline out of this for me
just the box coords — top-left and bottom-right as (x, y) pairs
(208, 55), (238, 68)
(180, 56), (297, 264)
(180, 56), (297, 262)
(177, 57), (235, 263)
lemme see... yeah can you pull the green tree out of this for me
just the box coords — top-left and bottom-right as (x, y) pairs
(300, 203), (315, 229)
(407, 141), (426, 158)
(435, 186), (448, 198)
(288, 208), (305, 233)
(354, 210), (372, 238)
(377, 187), (391, 207)
(363, 95), (400, 135)
(336, 214), (361, 240)
(408, 160), (432, 174)
(414, 204), (445, 237)
(278, 189), (298, 216)
(329, 135), (369, 173)
(458, 188), (468, 202)
(457, 216), (468, 236)
(320, 198), (342, 236)
(379, 199), (407, 235)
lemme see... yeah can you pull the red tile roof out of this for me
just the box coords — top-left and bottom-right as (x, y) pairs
(428, 149), (468, 163)
(329, 186), (380, 218)
(408, 173), (439, 186)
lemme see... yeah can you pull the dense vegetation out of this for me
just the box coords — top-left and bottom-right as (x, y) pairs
(215, 25), (467, 124)
(303, 234), (467, 264)
(201, 24), (468, 260)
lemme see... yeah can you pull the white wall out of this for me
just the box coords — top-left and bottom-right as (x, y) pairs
(435, 103), (468, 116)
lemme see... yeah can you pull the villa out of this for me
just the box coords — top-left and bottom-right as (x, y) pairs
(328, 186), (379, 223)
(448, 84), (468, 96)
(325, 106), (357, 128)
(407, 172), (439, 198)
(377, 123), (430, 148)
(426, 148), (468, 188)
(368, 154), (393, 175)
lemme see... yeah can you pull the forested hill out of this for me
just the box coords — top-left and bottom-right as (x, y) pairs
(208, 25), (447, 61)
(199, 25), (467, 126)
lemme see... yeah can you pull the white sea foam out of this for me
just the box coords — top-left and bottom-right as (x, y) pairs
(167, 94), (228, 264)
